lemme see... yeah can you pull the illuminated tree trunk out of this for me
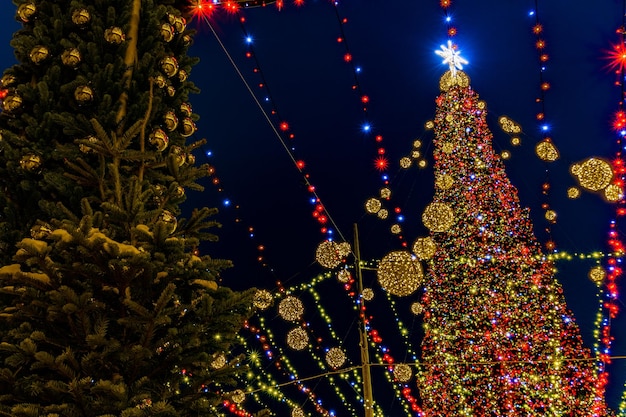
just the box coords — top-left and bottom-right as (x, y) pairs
(416, 71), (613, 416)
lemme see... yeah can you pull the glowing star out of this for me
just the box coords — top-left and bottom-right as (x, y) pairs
(435, 40), (468, 77)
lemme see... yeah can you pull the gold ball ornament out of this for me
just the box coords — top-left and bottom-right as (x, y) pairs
(337, 242), (351, 258)
(173, 16), (187, 33)
(252, 289), (273, 310)
(163, 111), (178, 131)
(588, 266), (606, 285)
(104, 27), (125, 44)
(166, 85), (176, 97)
(72, 9), (91, 26)
(20, 153), (42, 171)
(498, 116), (522, 134)
(501, 150), (511, 160)
(158, 210), (177, 233)
(377, 208), (389, 219)
(410, 301), (424, 315)
(149, 128), (169, 152)
(377, 251), (423, 297)
(161, 56), (179, 77)
(412, 236), (437, 260)
(180, 102), (193, 117)
(325, 347), (346, 369)
(170, 146), (187, 167)
(544, 209), (557, 222)
(337, 269), (351, 283)
(182, 34), (192, 47)
(380, 187), (391, 199)
(400, 156), (412, 168)
(435, 174), (454, 190)
(17, 3), (37, 22)
(411, 150), (421, 159)
(180, 118), (197, 137)
(390, 224), (401, 234)
(365, 198), (382, 214)
(315, 240), (344, 269)
(413, 139), (422, 148)
(291, 407), (305, 417)
(2, 95), (22, 112)
(186, 153), (196, 165)
(29, 45), (49, 64)
(74, 85), (94, 104)
(571, 157), (613, 191)
(286, 327), (309, 351)
(604, 184), (623, 202)
(154, 75), (167, 88)
(160, 23), (175, 42)
(1, 74), (16, 87)
(362, 288), (374, 301)
(230, 390), (246, 404)
(511, 137), (521, 146)
(422, 202), (455, 232)
(439, 70), (470, 91)
(567, 187), (581, 199)
(278, 296), (304, 322)
(535, 140), (559, 162)
(210, 353), (227, 369)
(418, 159), (428, 168)
(61, 48), (81, 67)
(393, 364), (413, 382)
(425, 120), (435, 130)
(173, 185), (185, 199)
(178, 69), (188, 83)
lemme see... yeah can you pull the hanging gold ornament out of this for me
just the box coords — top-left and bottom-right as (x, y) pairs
(78, 135), (98, 153)
(425, 120), (435, 130)
(380, 187), (391, 199)
(567, 186), (581, 199)
(278, 296), (304, 322)
(544, 209), (557, 222)
(361, 288), (374, 301)
(170, 146), (186, 167)
(337, 269), (350, 283)
(178, 69), (188, 83)
(413, 139), (422, 148)
(30, 223), (52, 240)
(510, 137), (521, 146)
(535, 139), (559, 162)
(286, 327), (308, 351)
(393, 364), (413, 382)
(252, 289), (273, 310)
(412, 236), (437, 260)
(173, 16), (187, 33)
(400, 156), (412, 168)
(230, 390), (245, 404)
(166, 85), (176, 97)
(410, 301), (424, 315)
(173, 185), (185, 198)
(291, 407), (304, 417)
(377, 208), (389, 219)
(72, 9), (91, 26)
(501, 150), (511, 160)
(17, 3), (37, 23)
(571, 157), (613, 191)
(325, 347), (346, 369)
(498, 116), (522, 134)
(2, 95), (22, 112)
(422, 202), (455, 232)
(182, 34), (192, 46)
(315, 240), (344, 269)
(158, 210), (177, 233)
(61, 48), (81, 67)
(390, 224), (401, 234)
(210, 353), (227, 369)
(337, 242), (351, 258)
(20, 153), (42, 171)
(74, 85), (94, 104)
(163, 111), (178, 131)
(180, 102), (193, 117)
(435, 174), (454, 190)
(588, 266), (606, 285)
(1, 74), (16, 87)
(180, 118), (197, 137)
(439, 70), (470, 91)
(418, 159), (428, 168)
(604, 184), (623, 202)
(477, 100), (486, 110)
(160, 23), (175, 42)
(365, 198), (382, 214)
(149, 128), (169, 152)
(29, 45), (49, 64)
(104, 27), (125, 44)
(186, 154), (196, 165)
(154, 74), (166, 88)
(377, 251), (423, 297)
(160, 56), (179, 77)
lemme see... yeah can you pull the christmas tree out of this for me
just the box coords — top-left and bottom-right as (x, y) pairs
(416, 49), (614, 416)
(0, 1), (254, 415)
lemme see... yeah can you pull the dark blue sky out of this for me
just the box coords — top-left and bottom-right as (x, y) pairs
(2, 1), (625, 413)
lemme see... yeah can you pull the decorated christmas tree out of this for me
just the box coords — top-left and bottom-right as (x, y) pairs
(0, 1), (254, 415)
(416, 47), (614, 415)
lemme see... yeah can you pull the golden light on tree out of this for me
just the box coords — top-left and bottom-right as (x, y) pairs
(422, 202), (455, 232)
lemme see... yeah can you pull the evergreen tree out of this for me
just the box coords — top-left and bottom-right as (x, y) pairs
(0, 1), (255, 415)
(416, 68), (614, 415)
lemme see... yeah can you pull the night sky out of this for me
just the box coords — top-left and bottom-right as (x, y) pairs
(2, 0), (626, 413)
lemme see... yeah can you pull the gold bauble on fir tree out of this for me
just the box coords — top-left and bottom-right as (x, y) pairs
(163, 111), (178, 131)
(20, 154), (42, 171)
(178, 69), (188, 83)
(149, 128), (169, 152)
(29, 45), (49, 64)
(72, 8), (91, 26)
(104, 27), (125, 44)
(166, 85), (176, 97)
(2, 95), (22, 112)
(170, 146), (186, 167)
(180, 118), (197, 137)
(160, 56), (179, 77)
(0, 74), (16, 87)
(158, 210), (177, 233)
(186, 153), (196, 165)
(61, 48), (81, 67)
(154, 74), (166, 88)
(160, 23), (175, 42)
(180, 102), (193, 117)
(17, 3), (37, 23)
(173, 16), (186, 33)
(74, 85), (94, 104)
(182, 34), (192, 47)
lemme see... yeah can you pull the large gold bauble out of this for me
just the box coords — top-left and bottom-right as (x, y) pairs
(163, 111), (178, 131)
(365, 197), (382, 214)
(2, 95), (22, 112)
(544, 209), (557, 222)
(435, 174), (454, 190)
(180, 118), (197, 137)
(104, 27), (126, 44)
(399, 156), (412, 168)
(588, 265), (606, 285)
(337, 269), (351, 283)
(158, 210), (177, 233)
(210, 353), (227, 369)
(160, 23), (175, 42)
(291, 407), (304, 417)
(178, 69), (188, 83)
(278, 296), (304, 322)
(535, 139), (559, 162)
(170, 145), (186, 167)
(412, 236), (437, 260)
(377, 251), (423, 297)
(72, 9), (91, 26)
(173, 16), (187, 33)
(74, 85), (94, 103)
(180, 102), (193, 117)
(61, 48), (81, 67)
(161, 56), (179, 77)
(230, 389), (245, 404)
(393, 364), (413, 382)
(29, 45), (49, 64)
(286, 327), (308, 351)
(380, 187), (392, 199)
(567, 187), (581, 199)
(604, 184), (623, 202)
(439, 70), (470, 91)
(252, 289), (273, 310)
(17, 3), (37, 22)
(377, 208), (389, 219)
(571, 157), (613, 191)
(149, 128), (169, 152)
(315, 240), (344, 269)
(325, 347), (346, 369)
(390, 224), (401, 234)
(422, 202), (455, 232)
(361, 288), (374, 301)
(20, 153), (42, 171)
(498, 116), (522, 134)
(154, 74), (167, 88)
(1, 74), (16, 87)
(410, 301), (424, 315)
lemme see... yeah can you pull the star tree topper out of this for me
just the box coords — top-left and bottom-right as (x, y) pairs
(435, 40), (468, 77)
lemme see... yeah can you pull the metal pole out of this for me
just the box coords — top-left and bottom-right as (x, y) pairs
(354, 223), (375, 417)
